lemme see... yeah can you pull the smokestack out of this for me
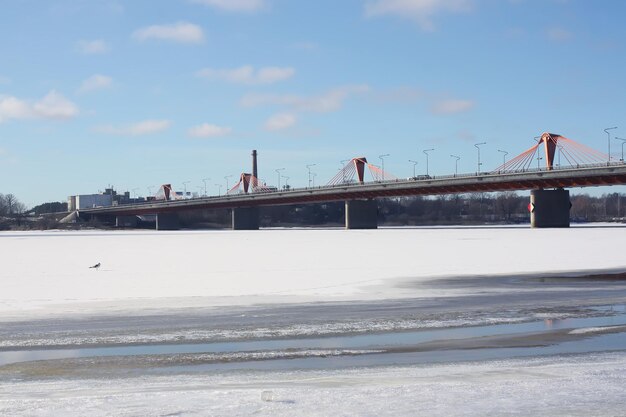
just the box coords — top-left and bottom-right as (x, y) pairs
(251, 150), (258, 187)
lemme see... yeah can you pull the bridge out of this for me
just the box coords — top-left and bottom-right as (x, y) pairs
(79, 133), (626, 230)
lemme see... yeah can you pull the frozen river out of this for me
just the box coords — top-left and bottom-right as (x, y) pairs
(1, 226), (626, 416)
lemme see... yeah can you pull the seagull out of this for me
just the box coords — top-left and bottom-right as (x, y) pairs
(89, 262), (101, 270)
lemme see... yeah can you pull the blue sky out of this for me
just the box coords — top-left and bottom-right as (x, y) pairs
(1, 0), (626, 206)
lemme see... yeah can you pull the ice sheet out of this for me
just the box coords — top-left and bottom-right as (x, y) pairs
(1, 225), (625, 318)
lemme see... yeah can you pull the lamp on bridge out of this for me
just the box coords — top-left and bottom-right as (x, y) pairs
(615, 137), (626, 162)
(605, 127), (618, 162)
(423, 149), (434, 176)
(275, 168), (285, 190)
(340, 160), (349, 184)
(224, 175), (233, 193)
(306, 164), (316, 188)
(378, 154), (390, 181)
(450, 155), (460, 176)
(497, 149), (508, 167)
(408, 159), (418, 178)
(202, 178), (211, 196)
(474, 142), (486, 174)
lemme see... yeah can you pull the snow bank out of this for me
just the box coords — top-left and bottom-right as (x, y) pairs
(2, 352), (626, 416)
(1, 225), (624, 318)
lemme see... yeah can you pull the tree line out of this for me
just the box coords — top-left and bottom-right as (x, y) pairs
(253, 191), (626, 227)
(1, 191), (625, 230)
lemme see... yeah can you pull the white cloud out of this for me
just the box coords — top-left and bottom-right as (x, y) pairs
(264, 113), (296, 131)
(547, 27), (573, 42)
(241, 85), (370, 113)
(189, 0), (266, 12)
(364, 0), (472, 31)
(0, 96), (30, 122)
(132, 22), (204, 44)
(196, 66), (295, 85)
(76, 39), (110, 54)
(431, 98), (475, 115)
(78, 74), (113, 94)
(188, 123), (232, 138)
(33, 91), (79, 119)
(95, 120), (172, 136)
(0, 91), (78, 123)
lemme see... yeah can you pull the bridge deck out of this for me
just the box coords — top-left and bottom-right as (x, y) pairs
(80, 164), (626, 216)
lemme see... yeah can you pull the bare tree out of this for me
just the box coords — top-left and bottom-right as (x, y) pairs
(0, 193), (26, 216)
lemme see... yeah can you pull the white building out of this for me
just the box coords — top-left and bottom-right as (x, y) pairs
(67, 194), (113, 211)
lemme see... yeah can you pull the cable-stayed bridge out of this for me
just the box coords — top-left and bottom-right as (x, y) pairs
(79, 133), (626, 229)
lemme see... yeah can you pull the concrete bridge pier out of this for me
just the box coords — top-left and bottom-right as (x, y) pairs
(116, 215), (138, 228)
(156, 213), (180, 230)
(232, 207), (259, 230)
(345, 199), (378, 229)
(530, 188), (571, 228)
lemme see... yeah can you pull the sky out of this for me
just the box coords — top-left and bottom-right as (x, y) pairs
(1, 0), (626, 207)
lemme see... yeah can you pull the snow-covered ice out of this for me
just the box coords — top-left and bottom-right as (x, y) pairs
(1, 225), (625, 318)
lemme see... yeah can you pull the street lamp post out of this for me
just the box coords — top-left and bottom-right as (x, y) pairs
(423, 148), (434, 176)
(474, 142), (486, 173)
(182, 181), (190, 198)
(605, 127), (618, 162)
(224, 175), (233, 192)
(312, 172), (317, 187)
(615, 137), (626, 162)
(497, 149), (508, 167)
(450, 155), (460, 176)
(202, 178), (210, 196)
(275, 168), (285, 190)
(537, 155), (543, 170)
(215, 184), (222, 196)
(282, 175), (290, 190)
(408, 159), (418, 178)
(340, 160), (349, 183)
(379, 154), (390, 181)
(306, 164), (316, 187)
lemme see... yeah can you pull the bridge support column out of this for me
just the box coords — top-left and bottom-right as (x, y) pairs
(345, 199), (378, 229)
(232, 207), (259, 230)
(156, 213), (180, 230)
(530, 189), (571, 228)
(116, 215), (138, 228)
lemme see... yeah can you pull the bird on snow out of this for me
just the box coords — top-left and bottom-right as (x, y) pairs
(89, 262), (101, 270)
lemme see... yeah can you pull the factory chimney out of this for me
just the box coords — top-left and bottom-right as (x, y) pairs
(251, 150), (258, 187)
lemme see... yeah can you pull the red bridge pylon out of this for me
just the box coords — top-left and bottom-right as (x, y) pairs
(227, 173), (274, 195)
(327, 157), (399, 186)
(155, 184), (180, 200)
(493, 132), (609, 172)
